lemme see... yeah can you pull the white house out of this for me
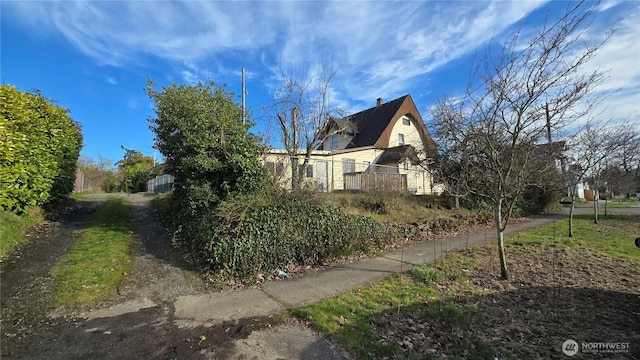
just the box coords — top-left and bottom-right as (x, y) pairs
(264, 94), (442, 195)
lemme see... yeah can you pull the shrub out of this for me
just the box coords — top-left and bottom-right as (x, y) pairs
(170, 190), (396, 281)
(0, 85), (83, 213)
(146, 80), (265, 210)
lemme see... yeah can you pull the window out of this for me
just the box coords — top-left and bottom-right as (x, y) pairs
(398, 133), (405, 145)
(298, 164), (313, 178)
(403, 161), (409, 170)
(342, 159), (355, 174)
(402, 118), (410, 126)
(266, 162), (284, 177)
(331, 135), (338, 149)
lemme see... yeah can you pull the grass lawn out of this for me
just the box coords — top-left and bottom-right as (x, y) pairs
(52, 198), (134, 307)
(0, 208), (43, 260)
(323, 192), (492, 226)
(293, 214), (640, 359)
(602, 197), (639, 208)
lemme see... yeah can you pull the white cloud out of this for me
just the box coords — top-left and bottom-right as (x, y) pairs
(6, 1), (280, 66)
(582, 6), (640, 124)
(5, 0), (636, 125)
(106, 76), (117, 85)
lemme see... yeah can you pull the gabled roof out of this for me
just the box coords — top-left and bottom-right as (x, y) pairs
(345, 96), (409, 148)
(343, 94), (437, 152)
(376, 145), (420, 165)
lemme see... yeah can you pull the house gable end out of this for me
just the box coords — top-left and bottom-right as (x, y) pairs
(375, 95), (437, 154)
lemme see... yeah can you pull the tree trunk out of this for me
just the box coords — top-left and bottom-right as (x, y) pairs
(604, 197), (608, 216)
(495, 199), (509, 280)
(593, 196), (599, 224)
(569, 197), (575, 237)
(291, 157), (299, 191)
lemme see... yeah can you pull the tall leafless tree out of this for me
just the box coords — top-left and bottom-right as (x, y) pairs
(430, 2), (612, 280)
(565, 121), (622, 234)
(611, 123), (640, 194)
(268, 59), (347, 191)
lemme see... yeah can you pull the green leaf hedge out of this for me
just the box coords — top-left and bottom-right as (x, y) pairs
(170, 192), (396, 281)
(0, 85), (83, 213)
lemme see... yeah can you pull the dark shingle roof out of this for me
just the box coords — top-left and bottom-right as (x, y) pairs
(376, 145), (419, 165)
(345, 95), (409, 148)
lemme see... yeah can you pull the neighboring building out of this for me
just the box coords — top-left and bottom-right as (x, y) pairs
(541, 141), (589, 200)
(264, 94), (442, 195)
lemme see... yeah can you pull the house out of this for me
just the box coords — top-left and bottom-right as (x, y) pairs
(264, 94), (442, 195)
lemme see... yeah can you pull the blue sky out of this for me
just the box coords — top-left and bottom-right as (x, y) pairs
(2, 1), (638, 165)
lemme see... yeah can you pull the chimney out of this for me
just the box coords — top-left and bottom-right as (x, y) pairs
(377, 97), (383, 106)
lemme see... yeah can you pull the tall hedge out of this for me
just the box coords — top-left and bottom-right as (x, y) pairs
(146, 79), (265, 214)
(0, 85), (83, 213)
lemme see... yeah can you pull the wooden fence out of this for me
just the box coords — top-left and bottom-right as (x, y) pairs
(343, 172), (407, 193)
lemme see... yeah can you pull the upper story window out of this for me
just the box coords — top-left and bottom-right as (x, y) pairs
(398, 133), (405, 145)
(402, 118), (410, 126)
(331, 135), (338, 149)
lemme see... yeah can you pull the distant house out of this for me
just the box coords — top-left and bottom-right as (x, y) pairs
(264, 94), (442, 195)
(539, 140), (591, 200)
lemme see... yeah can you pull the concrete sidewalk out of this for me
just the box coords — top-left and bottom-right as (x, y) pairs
(164, 213), (572, 359)
(173, 213), (568, 326)
(83, 207), (608, 359)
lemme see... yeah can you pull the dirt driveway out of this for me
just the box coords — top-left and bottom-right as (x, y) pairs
(1, 193), (344, 360)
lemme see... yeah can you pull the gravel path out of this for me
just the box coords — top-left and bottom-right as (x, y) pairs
(1, 198), (103, 350)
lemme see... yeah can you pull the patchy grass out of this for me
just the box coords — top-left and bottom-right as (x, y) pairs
(291, 274), (438, 359)
(0, 207), (44, 260)
(510, 213), (640, 260)
(603, 197), (639, 208)
(52, 199), (133, 307)
(293, 214), (640, 359)
(323, 192), (488, 225)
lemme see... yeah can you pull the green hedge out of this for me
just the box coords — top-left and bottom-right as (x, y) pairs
(0, 85), (82, 213)
(169, 192), (396, 281)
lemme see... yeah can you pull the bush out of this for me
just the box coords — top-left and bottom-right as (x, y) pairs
(0, 85), (82, 213)
(169, 190), (395, 281)
(146, 80), (266, 209)
(520, 185), (563, 215)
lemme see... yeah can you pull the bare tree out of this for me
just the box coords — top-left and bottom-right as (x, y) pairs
(564, 121), (622, 234)
(430, 2), (611, 280)
(77, 155), (117, 192)
(428, 96), (474, 209)
(268, 59), (347, 190)
(594, 123), (640, 216)
(611, 123), (640, 196)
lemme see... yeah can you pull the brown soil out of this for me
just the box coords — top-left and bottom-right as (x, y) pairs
(374, 245), (640, 359)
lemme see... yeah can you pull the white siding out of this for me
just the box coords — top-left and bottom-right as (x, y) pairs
(389, 115), (422, 148)
(264, 146), (437, 194)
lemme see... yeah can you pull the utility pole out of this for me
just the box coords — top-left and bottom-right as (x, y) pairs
(241, 68), (246, 125)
